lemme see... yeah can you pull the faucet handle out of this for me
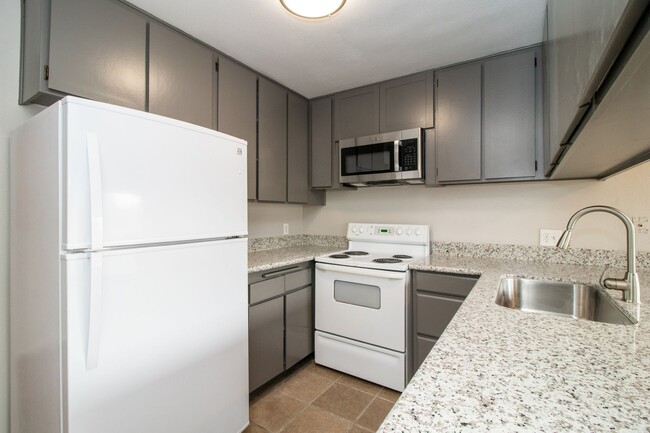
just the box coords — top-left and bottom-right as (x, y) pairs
(603, 278), (631, 303)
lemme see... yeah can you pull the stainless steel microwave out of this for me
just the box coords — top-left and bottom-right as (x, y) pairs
(339, 128), (424, 186)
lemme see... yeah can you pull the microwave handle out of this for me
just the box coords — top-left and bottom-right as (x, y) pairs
(394, 140), (402, 172)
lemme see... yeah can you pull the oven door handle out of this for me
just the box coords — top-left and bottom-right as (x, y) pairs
(316, 263), (405, 279)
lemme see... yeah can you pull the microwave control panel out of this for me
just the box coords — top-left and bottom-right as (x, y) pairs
(400, 139), (418, 171)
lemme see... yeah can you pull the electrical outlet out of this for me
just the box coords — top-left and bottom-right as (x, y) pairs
(539, 229), (563, 246)
(633, 216), (648, 235)
(283, 223), (289, 235)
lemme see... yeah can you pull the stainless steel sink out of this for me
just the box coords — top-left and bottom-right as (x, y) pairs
(495, 277), (635, 325)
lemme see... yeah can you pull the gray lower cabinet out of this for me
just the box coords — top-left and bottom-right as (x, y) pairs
(22, 0), (147, 108)
(285, 286), (314, 369)
(310, 97), (333, 189)
(249, 297), (285, 392)
(412, 271), (479, 372)
(379, 71), (434, 132)
(217, 57), (258, 200)
(258, 78), (288, 202)
(248, 263), (314, 392)
(148, 22), (214, 128)
(433, 46), (541, 184)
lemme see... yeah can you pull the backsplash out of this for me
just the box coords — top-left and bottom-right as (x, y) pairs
(249, 235), (650, 270)
(248, 234), (347, 252)
(431, 241), (650, 270)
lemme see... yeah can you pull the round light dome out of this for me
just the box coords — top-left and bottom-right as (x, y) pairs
(280, 0), (346, 19)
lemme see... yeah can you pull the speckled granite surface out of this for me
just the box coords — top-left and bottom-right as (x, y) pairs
(379, 255), (650, 433)
(431, 241), (650, 269)
(248, 245), (343, 273)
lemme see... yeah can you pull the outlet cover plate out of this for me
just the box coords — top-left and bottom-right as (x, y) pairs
(540, 229), (563, 247)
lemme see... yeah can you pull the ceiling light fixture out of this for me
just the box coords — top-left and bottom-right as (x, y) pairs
(280, 0), (346, 19)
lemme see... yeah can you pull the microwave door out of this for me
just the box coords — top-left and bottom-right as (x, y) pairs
(340, 141), (401, 184)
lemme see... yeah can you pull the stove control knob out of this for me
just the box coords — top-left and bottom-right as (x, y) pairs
(396, 228), (403, 236)
(351, 226), (358, 233)
(406, 228), (413, 236)
(415, 229), (422, 236)
(359, 226), (366, 233)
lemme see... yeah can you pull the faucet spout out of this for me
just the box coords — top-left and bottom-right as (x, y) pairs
(557, 205), (641, 304)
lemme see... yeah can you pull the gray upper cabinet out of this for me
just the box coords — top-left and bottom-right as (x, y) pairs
(379, 71), (434, 132)
(435, 63), (482, 182)
(433, 46), (542, 185)
(334, 84), (380, 140)
(148, 23), (214, 128)
(46, 0), (147, 109)
(546, 0), (637, 174)
(310, 97), (333, 189)
(483, 50), (537, 179)
(258, 78), (288, 202)
(287, 93), (309, 203)
(217, 57), (258, 200)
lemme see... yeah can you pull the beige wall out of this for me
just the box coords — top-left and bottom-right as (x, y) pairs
(0, 2), (44, 432)
(248, 201), (304, 238)
(304, 164), (650, 252)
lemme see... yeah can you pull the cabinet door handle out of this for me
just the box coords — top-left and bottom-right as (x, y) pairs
(262, 266), (300, 279)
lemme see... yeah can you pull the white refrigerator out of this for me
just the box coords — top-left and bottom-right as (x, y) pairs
(9, 97), (249, 433)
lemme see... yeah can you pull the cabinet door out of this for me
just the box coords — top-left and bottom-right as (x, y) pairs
(49, 0), (146, 110)
(148, 23), (213, 128)
(380, 71), (434, 132)
(310, 97), (333, 188)
(217, 57), (258, 200)
(288, 94), (309, 203)
(483, 50), (537, 179)
(258, 78), (288, 202)
(435, 63), (482, 182)
(249, 297), (284, 392)
(334, 84), (380, 140)
(285, 286), (314, 370)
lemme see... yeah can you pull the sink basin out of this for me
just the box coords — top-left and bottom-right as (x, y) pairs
(495, 277), (634, 325)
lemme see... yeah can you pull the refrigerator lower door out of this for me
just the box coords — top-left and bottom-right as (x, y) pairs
(62, 238), (248, 433)
(61, 97), (247, 250)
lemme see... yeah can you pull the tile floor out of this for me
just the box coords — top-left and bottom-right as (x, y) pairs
(245, 358), (401, 433)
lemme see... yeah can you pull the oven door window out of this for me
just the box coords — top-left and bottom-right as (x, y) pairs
(333, 280), (381, 309)
(341, 142), (394, 176)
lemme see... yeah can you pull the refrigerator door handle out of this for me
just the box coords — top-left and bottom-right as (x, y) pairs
(87, 252), (103, 370)
(87, 133), (104, 251)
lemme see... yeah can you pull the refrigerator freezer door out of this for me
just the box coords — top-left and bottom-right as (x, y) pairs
(62, 98), (247, 250)
(62, 239), (248, 433)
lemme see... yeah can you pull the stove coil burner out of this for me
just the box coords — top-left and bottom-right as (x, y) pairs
(373, 258), (403, 264)
(329, 254), (350, 259)
(343, 251), (369, 256)
(393, 254), (413, 259)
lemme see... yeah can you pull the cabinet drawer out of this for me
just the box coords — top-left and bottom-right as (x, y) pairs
(414, 272), (478, 298)
(285, 269), (311, 292)
(416, 335), (437, 370)
(416, 293), (463, 337)
(250, 277), (284, 304)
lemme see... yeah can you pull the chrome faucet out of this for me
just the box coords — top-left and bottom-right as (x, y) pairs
(557, 205), (641, 304)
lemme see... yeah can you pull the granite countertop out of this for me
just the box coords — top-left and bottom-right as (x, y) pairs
(248, 245), (342, 273)
(379, 255), (650, 432)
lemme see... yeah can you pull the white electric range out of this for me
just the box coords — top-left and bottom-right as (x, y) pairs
(314, 223), (430, 391)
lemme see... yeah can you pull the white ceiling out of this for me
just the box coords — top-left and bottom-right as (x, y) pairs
(127, 0), (548, 98)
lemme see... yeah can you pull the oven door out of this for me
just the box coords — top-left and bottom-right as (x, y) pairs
(315, 263), (406, 352)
